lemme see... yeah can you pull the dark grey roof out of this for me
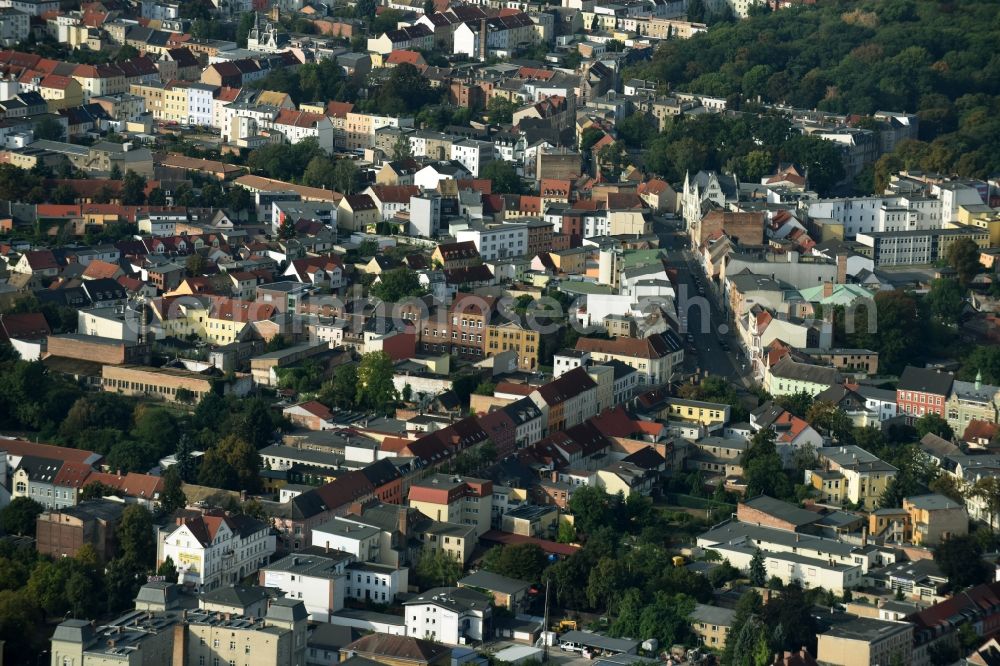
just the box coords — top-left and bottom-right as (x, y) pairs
(691, 603), (736, 627)
(740, 495), (819, 528)
(819, 617), (912, 642)
(308, 623), (359, 651)
(266, 597), (308, 622)
(897, 366), (954, 395)
(459, 570), (531, 595)
(200, 585), (271, 609)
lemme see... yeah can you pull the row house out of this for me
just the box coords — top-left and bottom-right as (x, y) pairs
(367, 24), (434, 56)
(415, 6), (490, 49)
(529, 366), (600, 435)
(345, 111), (414, 153)
(453, 13), (535, 60)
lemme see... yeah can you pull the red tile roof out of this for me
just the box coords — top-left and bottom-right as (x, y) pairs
(0, 312), (50, 341)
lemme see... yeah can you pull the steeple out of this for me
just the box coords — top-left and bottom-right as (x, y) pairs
(976, 370), (982, 391)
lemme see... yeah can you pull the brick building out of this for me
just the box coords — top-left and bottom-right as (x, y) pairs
(36, 499), (125, 562)
(896, 366), (954, 420)
(45, 333), (151, 365)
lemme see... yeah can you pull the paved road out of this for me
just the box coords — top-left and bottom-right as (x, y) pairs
(653, 218), (751, 384)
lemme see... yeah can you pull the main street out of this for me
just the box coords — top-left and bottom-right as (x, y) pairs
(653, 217), (752, 385)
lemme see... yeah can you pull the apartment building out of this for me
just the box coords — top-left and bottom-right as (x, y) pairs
(456, 223), (529, 261)
(856, 226), (990, 267)
(896, 366), (954, 419)
(485, 318), (540, 370)
(575, 332), (684, 386)
(157, 511), (276, 592)
(945, 374), (999, 432)
(52, 599), (308, 666)
(817, 618), (913, 666)
(403, 586), (493, 644)
(408, 474), (493, 538)
(809, 445), (898, 511)
(260, 551), (349, 622)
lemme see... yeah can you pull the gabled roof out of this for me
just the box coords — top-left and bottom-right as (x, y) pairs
(534, 367), (597, 406)
(575, 331), (682, 360)
(0, 312), (50, 341)
(21, 249), (59, 270)
(346, 633), (450, 663)
(897, 366), (954, 396)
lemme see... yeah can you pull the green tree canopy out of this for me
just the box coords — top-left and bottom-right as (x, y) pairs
(356, 351), (398, 415)
(371, 268), (425, 303)
(0, 498), (43, 537)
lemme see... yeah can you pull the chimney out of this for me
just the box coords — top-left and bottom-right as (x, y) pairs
(398, 507), (408, 535)
(822, 282), (833, 299)
(479, 18), (487, 62)
(836, 252), (848, 284)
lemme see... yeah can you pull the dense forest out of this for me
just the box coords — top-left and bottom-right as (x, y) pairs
(626, 0), (1000, 181)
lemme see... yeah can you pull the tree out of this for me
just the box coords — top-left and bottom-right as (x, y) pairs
(761, 582), (818, 655)
(568, 485), (611, 535)
(742, 429), (792, 500)
(132, 406), (179, 463)
(934, 534), (989, 589)
(156, 556), (178, 582)
(121, 170), (146, 205)
(805, 400), (853, 443)
(0, 498), (43, 537)
(473, 381), (496, 396)
(723, 590), (765, 666)
(198, 435), (261, 492)
(114, 43), (139, 62)
(929, 473), (965, 504)
(960, 346), (1000, 385)
(486, 96), (518, 124)
(227, 186), (253, 213)
(423, 0), (434, 15)
(332, 159), (360, 194)
(557, 520), (576, 543)
(925, 278), (965, 324)
(146, 187), (167, 206)
(320, 364), (359, 410)
(302, 155), (336, 189)
(480, 160), (524, 194)
(236, 11), (256, 47)
(778, 136), (845, 196)
(748, 548), (766, 587)
(277, 217), (296, 240)
(775, 391), (812, 418)
(356, 352), (398, 415)
(915, 413), (954, 441)
(414, 548), (461, 588)
(371, 268), (425, 302)
(109, 163), (122, 180)
(597, 141), (628, 181)
(580, 127), (604, 153)
(481, 544), (549, 583)
(52, 183), (77, 205)
(390, 134), (413, 161)
(185, 252), (207, 277)
(611, 590), (696, 649)
(946, 237), (983, 287)
(80, 481), (115, 501)
(972, 476), (1000, 530)
(118, 505), (155, 567)
(159, 466), (187, 515)
(33, 116), (64, 141)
